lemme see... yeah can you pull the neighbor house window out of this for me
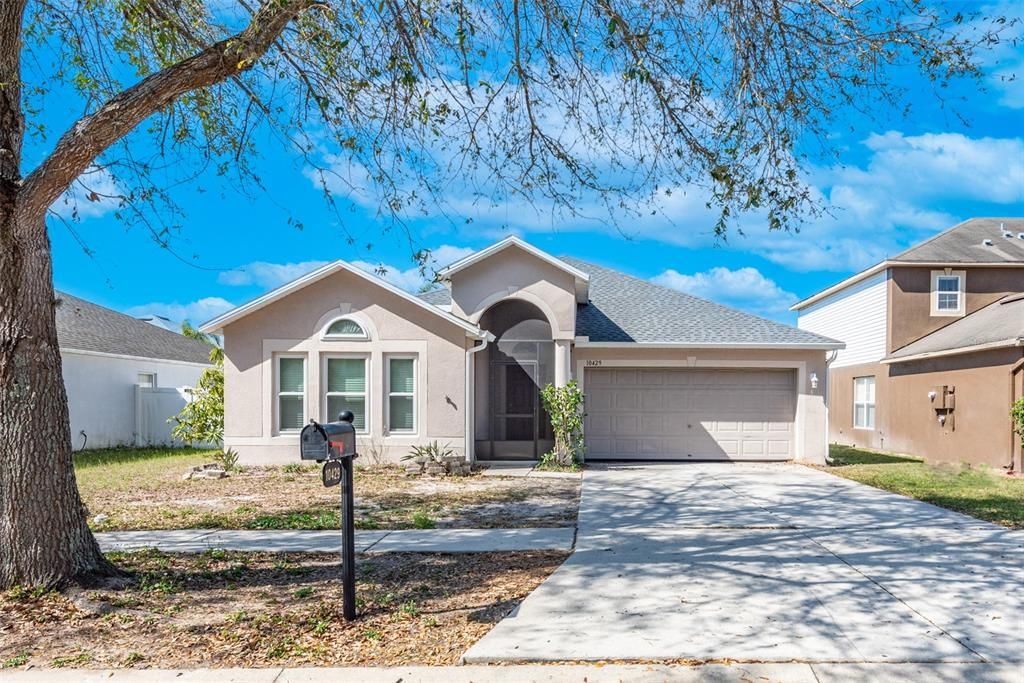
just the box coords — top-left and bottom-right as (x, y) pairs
(853, 376), (875, 430)
(277, 356), (305, 432)
(137, 373), (156, 388)
(323, 317), (368, 339)
(324, 356), (368, 432)
(931, 270), (965, 316)
(387, 356), (416, 433)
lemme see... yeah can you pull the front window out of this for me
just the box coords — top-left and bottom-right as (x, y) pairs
(324, 357), (368, 431)
(137, 372), (156, 388)
(387, 357), (416, 433)
(323, 317), (368, 339)
(277, 356), (305, 432)
(854, 376), (875, 430)
(935, 276), (961, 312)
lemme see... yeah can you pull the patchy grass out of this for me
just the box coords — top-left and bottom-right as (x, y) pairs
(75, 448), (580, 532)
(823, 445), (1024, 528)
(0, 549), (567, 669)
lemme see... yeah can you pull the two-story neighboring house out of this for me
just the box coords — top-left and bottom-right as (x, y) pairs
(793, 218), (1024, 470)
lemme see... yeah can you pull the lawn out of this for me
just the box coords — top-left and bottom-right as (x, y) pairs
(74, 447), (580, 532)
(824, 445), (1024, 528)
(0, 548), (567, 669)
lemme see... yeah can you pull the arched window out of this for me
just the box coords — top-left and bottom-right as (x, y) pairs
(323, 317), (368, 340)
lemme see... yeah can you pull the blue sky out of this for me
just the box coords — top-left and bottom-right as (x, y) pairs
(41, 2), (1024, 328)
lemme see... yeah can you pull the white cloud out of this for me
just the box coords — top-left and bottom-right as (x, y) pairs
(217, 260), (331, 288)
(970, 2), (1024, 108)
(651, 267), (797, 317)
(218, 244), (476, 294)
(125, 297), (236, 327)
(51, 166), (123, 220)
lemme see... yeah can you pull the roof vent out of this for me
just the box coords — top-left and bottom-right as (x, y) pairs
(1002, 230), (1014, 239)
(1018, 232), (1024, 240)
(982, 238), (994, 246)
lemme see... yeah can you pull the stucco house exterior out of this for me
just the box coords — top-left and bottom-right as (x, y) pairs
(202, 237), (842, 465)
(794, 218), (1024, 470)
(56, 292), (214, 449)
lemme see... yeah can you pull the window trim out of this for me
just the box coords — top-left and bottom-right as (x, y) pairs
(853, 376), (876, 431)
(385, 355), (417, 435)
(322, 315), (369, 340)
(322, 354), (370, 434)
(930, 269), (966, 317)
(275, 354), (306, 434)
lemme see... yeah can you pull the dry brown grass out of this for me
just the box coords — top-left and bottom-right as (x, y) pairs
(0, 549), (567, 669)
(76, 448), (580, 531)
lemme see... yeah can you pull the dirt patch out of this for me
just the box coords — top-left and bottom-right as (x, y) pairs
(0, 549), (567, 669)
(80, 462), (580, 532)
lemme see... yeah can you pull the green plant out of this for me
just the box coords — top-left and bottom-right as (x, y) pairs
(2, 653), (30, 668)
(403, 441), (455, 465)
(170, 356), (224, 447)
(411, 510), (436, 529)
(214, 448), (241, 473)
(1011, 398), (1024, 453)
(539, 380), (586, 468)
(122, 652), (145, 666)
(293, 587), (314, 599)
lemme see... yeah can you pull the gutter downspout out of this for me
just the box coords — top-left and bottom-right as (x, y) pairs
(465, 332), (495, 464)
(823, 349), (839, 465)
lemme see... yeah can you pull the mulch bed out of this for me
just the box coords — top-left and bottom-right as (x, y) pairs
(0, 549), (567, 669)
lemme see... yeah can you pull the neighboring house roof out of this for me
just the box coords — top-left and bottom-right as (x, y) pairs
(437, 236), (590, 303)
(200, 260), (485, 337)
(792, 217), (1024, 311)
(417, 257), (842, 348)
(56, 292), (214, 364)
(562, 257), (841, 348)
(883, 294), (1024, 364)
(893, 217), (1024, 263)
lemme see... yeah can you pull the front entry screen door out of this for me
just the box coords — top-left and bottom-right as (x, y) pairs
(492, 361), (538, 459)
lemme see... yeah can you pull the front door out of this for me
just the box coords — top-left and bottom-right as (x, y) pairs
(491, 361), (538, 459)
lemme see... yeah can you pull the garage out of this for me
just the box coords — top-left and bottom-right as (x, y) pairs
(584, 368), (797, 461)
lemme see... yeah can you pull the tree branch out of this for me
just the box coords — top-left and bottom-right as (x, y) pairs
(19, 0), (321, 219)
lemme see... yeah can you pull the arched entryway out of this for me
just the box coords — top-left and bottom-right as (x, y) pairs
(474, 299), (555, 460)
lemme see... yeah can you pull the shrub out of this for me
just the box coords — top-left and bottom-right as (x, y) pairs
(170, 357), (224, 446)
(1012, 398), (1024, 452)
(539, 380), (585, 468)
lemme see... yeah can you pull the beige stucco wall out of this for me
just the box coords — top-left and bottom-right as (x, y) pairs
(448, 246), (577, 340)
(222, 268), (471, 464)
(571, 346), (830, 463)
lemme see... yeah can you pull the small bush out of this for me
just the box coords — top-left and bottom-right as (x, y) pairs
(214, 448), (241, 473)
(539, 380), (585, 468)
(411, 510), (436, 529)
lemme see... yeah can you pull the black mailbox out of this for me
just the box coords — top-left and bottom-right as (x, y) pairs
(300, 412), (357, 461)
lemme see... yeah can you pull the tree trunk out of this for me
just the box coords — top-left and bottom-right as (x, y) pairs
(0, 205), (118, 587)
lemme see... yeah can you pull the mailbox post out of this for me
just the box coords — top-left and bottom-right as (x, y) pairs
(301, 412), (359, 620)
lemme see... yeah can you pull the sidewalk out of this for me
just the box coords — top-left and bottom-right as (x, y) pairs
(4, 663), (1020, 682)
(96, 527), (576, 554)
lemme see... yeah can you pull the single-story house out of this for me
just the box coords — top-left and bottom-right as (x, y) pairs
(201, 237), (843, 465)
(794, 217), (1024, 469)
(56, 292), (215, 449)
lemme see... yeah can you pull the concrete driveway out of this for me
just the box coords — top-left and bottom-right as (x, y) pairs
(464, 463), (1023, 665)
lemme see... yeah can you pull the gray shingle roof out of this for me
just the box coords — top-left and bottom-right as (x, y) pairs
(418, 259), (841, 346)
(56, 292), (214, 364)
(886, 294), (1024, 361)
(416, 287), (452, 306)
(893, 218), (1024, 263)
(561, 257), (840, 345)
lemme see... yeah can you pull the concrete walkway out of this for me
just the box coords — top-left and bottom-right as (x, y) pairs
(6, 663), (1022, 682)
(96, 527), (576, 554)
(464, 463), (1024, 664)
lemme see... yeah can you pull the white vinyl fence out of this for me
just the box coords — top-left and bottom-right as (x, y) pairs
(134, 385), (193, 447)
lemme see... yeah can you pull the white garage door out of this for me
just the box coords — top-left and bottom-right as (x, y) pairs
(585, 368), (796, 460)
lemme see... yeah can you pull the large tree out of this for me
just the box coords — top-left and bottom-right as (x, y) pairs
(0, 0), (1010, 587)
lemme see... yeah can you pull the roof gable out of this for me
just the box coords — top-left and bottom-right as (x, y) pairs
(56, 292), (214, 364)
(200, 260), (483, 336)
(438, 236), (590, 302)
(894, 218), (1024, 263)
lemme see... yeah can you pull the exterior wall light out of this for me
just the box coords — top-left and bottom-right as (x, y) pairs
(809, 372), (819, 390)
